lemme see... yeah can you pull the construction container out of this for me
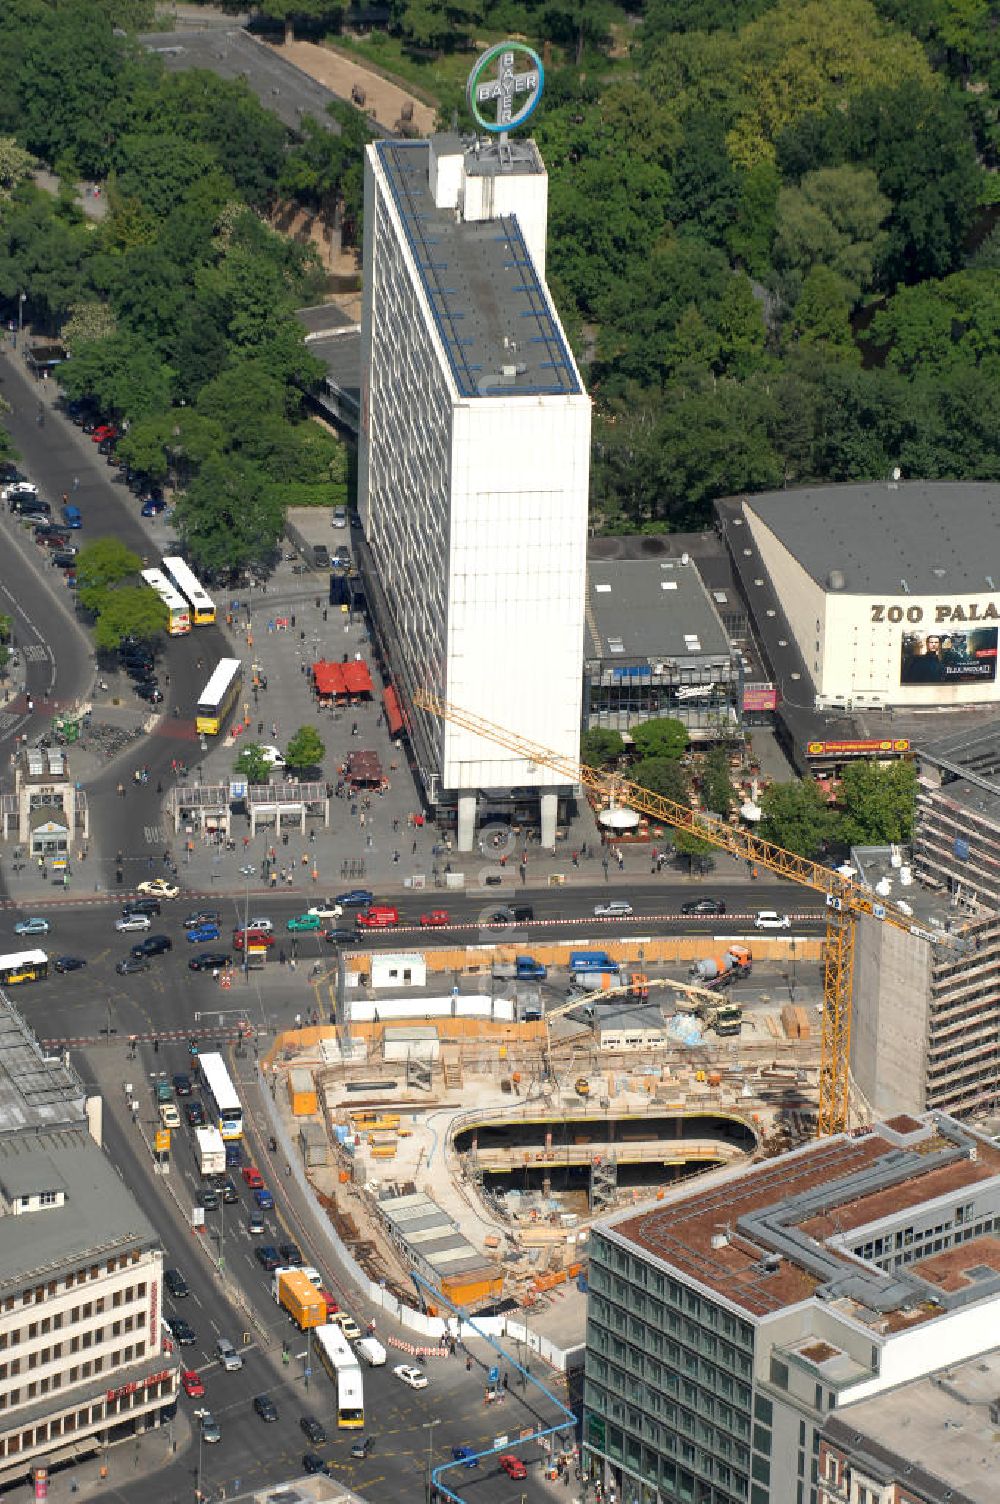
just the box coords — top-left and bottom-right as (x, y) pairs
(440, 1268), (503, 1306)
(794, 1005), (812, 1040)
(370, 1143), (396, 1159)
(288, 1068), (318, 1117)
(298, 1121), (328, 1168)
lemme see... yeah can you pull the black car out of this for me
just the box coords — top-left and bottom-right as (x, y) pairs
(116, 956), (150, 975)
(54, 955), (86, 973)
(188, 951), (231, 973)
(134, 682), (164, 705)
(164, 1268), (189, 1299)
(302, 1454), (329, 1476)
(166, 1316), (196, 1346)
(126, 661), (157, 683)
(300, 1415), (327, 1446)
(279, 1242), (303, 1267)
(184, 909), (221, 929)
(680, 897), (727, 916)
(185, 1101), (205, 1128)
(200, 1187), (220, 1211)
(123, 896), (161, 916)
(324, 927), (358, 946)
(172, 1072), (192, 1096)
(52, 550), (78, 569)
(254, 1395), (279, 1424)
(255, 1245), (280, 1272)
(221, 1177), (239, 1204)
(130, 934), (172, 958)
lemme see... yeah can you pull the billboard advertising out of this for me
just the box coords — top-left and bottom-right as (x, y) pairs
(900, 629), (998, 685)
(743, 686), (779, 711)
(807, 739), (911, 758)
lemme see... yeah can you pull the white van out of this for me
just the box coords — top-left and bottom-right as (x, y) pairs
(356, 1336), (386, 1367)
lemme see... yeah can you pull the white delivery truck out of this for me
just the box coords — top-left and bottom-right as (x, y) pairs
(355, 1336), (387, 1367)
(194, 1125), (226, 1177)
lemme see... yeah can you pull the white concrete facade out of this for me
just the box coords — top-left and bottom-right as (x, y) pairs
(360, 137), (590, 849)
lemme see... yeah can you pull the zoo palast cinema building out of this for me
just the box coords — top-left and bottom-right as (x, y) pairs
(717, 481), (1000, 769)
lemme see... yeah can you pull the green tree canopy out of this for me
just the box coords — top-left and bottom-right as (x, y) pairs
(75, 538), (142, 591)
(285, 725), (326, 773)
(760, 778), (838, 857)
(581, 728), (625, 768)
(837, 759), (917, 846)
(174, 455), (285, 574)
(234, 743), (272, 786)
(700, 747), (737, 816)
(89, 586), (167, 652)
(631, 717), (690, 762)
(631, 757), (690, 804)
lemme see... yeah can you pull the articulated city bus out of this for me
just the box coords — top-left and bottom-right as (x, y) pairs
(140, 568), (190, 636)
(314, 1324), (364, 1427)
(0, 950), (49, 985)
(197, 1052), (243, 1140)
(195, 658), (242, 736)
(162, 555), (216, 626)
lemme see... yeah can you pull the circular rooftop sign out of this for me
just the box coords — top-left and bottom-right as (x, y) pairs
(467, 42), (544, 136)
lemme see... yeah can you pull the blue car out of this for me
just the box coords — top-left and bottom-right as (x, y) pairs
(336, 889), (374, 907)
(141, 497), (167, 516)
(225, 1142), (243, 1168)
(61, 504), (82, 529)
(255, 1187), (274, 1210)
(14, 917), (49, 936)
(186, 923), (221, 944)
(452, 1447), (478, 1469)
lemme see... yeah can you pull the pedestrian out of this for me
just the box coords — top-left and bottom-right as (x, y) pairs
(279, 948), (286, 966)
(270, 870), (277, 888)
(412, 839), (417, 854)
(286, 871), (292, 886)
(72, 475), (79, 492)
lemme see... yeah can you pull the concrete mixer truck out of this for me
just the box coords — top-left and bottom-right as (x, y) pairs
(689, 944), (752, 989)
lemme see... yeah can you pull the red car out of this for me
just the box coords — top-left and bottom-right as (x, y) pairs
(92, 424), (118, 443)
(419, 910), (450, 928)
(499, 1456), (527, 1480)
(233, 929), (275, 951)
(181, 1369), (205, 1399)
(320, 1289), (340, 1317)
(242, 1166), (264, 1189)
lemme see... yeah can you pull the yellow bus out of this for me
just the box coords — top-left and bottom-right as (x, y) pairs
(162, 556), (216, 626)
(195, 658), (242, 736)
(140, 568), (190, 636)
(0, 950), (49, 985)
(314, 1325), (364, 1427)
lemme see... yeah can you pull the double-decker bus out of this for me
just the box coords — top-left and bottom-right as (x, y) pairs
(197, 1052), (243, 1140)
(195, 658), (242, 736)
(140, 568), (190, 636)
(0, 950), (49, 985)
(314, 1324), (364, 1427)
(162, 555), (216, 626)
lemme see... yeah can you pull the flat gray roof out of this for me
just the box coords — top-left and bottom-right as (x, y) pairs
(743, 481), (1000, 594)
(822, 1348), (1000, 1503)
(585, 558), (732, 665)
(376, 139), (582, 400)
(0, 995), (86, 1134)
(0, 1127), (157, 1293)
(296, 304), (356, 337)
(139, 28), (343, 135)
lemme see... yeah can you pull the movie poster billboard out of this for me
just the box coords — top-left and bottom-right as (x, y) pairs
(900, 629), (998, 685)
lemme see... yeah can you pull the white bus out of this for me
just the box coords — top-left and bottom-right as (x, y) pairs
(140, 568), (190, 636)
(314, 1324), (364, 1428)
(195, 657), (242, 736)
(162, 555), (216, 626)
(198, 1052), (243, 1140)
(0, 950), (49, 985)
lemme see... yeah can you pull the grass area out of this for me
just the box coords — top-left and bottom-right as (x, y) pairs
(331, 33), (485, 107)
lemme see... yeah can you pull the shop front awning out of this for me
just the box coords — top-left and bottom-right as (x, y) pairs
(342, 660), (373, 696)
(383, 684), (404, 737)
(313, 661), (347, 696)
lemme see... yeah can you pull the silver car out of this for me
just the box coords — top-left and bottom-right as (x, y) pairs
(116, 913), (151, 932)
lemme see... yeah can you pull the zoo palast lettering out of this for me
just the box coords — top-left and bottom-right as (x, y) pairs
(871, 601), (1000, 625)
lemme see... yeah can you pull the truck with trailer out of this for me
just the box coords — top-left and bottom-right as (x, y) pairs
(492, 955), (547, 981)
(194, 1125), (226, 1177)
(273, 1268), (326, 1329)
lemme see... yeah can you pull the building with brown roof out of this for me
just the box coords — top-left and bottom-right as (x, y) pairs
(583, 1113), (1000, 1504)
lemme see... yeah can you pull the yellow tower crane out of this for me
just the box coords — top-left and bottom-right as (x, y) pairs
(414, 691), (965, 1136)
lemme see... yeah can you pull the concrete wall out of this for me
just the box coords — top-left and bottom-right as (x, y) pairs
(851, 922), (930, 1116)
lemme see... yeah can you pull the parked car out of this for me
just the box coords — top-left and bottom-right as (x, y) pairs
(131, 934), (172, 958)
(134, 682), (164, 704)
(188, 951), (231, 973)
(116, 956), (151, 975)
(186, 923), (221, 944)
(185, 909), (221, 929)
(302, 1453), (330, 1476)
(14, 917), (49, 936)
(141, 496), (167, 516)
(680, 897), (727, 915)
(259, 745), (285, 769)
(452, 1446), (478, 1468)
(331, 505), (347, 529)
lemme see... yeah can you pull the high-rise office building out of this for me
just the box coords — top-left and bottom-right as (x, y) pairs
(584, 1113), (1000, 1504)
(358, 130), (591, 850)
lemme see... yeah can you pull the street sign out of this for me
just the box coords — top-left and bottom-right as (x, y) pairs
(154, 1129), (171, 1153)
(488, 1365), (500, 1385)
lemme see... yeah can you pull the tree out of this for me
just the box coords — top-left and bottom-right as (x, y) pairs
(285, 725), (326, 773)
(89, 586), (167, 652)
(760, 779), (838, 857)
(717, 272), (768, 379)
(672, 826), (717, 870)
(0, 136), (35, 201)
(631, 757), (690, 804)
(581, 728), (625, 768)
(61, 301), (118, 348)
(701, 747), (737, 816)
(390, 0), (483, 50)
(773, 165), (890, 302)
(790, 266), (858, 359)
(75, 538), (142, 591)
(234, 743), (272, 786)
(632, 718), (690, 762)
(838, 759), (917, 846)
(174, 455), (285, 574)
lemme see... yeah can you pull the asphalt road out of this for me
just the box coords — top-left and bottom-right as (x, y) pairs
(73, 1036), (569, 1504)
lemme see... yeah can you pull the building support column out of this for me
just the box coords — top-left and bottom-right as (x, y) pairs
(540, 791), (557, 850)
(457, 793), (476, 852)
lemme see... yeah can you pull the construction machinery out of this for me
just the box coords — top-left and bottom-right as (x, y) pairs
(690, 943), (752, 988)
(545, 971), (745, 1038)
(413, 691), (967, 1135)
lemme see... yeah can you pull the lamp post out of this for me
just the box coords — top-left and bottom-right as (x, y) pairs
(17, 291), (26, 342)
(423, 1417), (441, 1504)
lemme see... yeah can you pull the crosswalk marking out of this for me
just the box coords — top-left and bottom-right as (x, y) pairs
(143, 825), (163, 844)
(0, 712), (16, 735)
(23, 644), (47, 663)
